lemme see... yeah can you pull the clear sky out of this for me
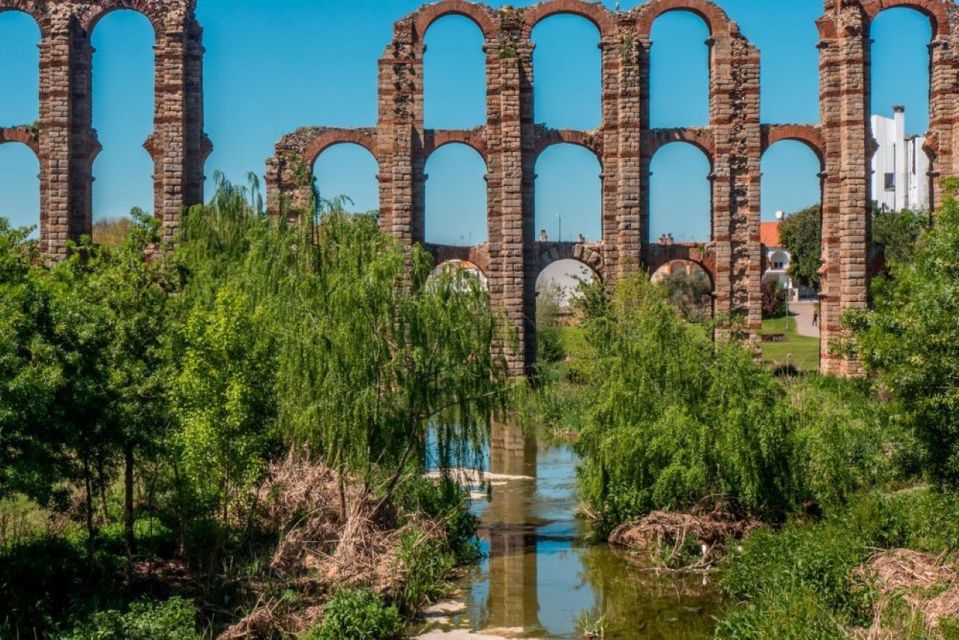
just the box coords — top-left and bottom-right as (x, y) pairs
(0, 0), (935, 245)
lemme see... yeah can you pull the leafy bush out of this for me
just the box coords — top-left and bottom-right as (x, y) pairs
(761, 278), (788, 319)
(848, 181), (959, 487)
(657, 268), (713, 323)
(59, 597), (200, 640)
(716, 489), (959, 639)
(304, 588), (402, 640)
(394, 476), (478, 565)
(394, 527), (456, 614)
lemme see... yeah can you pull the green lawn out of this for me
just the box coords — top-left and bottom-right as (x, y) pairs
(761, 315), (821, 373)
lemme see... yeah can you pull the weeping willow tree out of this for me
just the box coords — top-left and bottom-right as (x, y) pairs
(170, 176), (510, 518)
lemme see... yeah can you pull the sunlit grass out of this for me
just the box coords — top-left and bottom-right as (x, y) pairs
(761, 315), (820, 373)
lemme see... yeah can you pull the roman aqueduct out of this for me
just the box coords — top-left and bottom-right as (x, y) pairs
(3, 0), (959, 377)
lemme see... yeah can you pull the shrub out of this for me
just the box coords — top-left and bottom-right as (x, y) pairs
(715, 489), (959, 639)
(305, 588), (402, 640)
(761, 278), (789, 318)
(394, 476), (478, 565)
(848, 181), (959, 487)
(394, 527), (456, 614)
(59, 597), (201, 640)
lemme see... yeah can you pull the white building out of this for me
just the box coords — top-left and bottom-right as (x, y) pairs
(871, 106), (930, 212)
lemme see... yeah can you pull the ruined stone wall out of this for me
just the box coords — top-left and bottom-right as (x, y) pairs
(0, 0), (210, 256)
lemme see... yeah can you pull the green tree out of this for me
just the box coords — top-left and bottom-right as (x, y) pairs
(847, 180), (959, 487)
(657, 268), (712, 323)
(871, 207), (930, 268)
(777, 205), (821, 290)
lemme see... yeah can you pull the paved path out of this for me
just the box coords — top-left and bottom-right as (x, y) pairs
(790, 301), (821, 338)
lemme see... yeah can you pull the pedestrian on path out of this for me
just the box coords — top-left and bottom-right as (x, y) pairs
(812, 311), (818, 327)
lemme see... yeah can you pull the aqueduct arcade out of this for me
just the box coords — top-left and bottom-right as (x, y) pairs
(5, 0), (959, 377)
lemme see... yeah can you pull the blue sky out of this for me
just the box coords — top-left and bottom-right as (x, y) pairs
(0, 1), (934, 244)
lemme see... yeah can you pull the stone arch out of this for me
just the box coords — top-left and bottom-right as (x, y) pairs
(423, 129), (488, 160)
(80, 1), (171, 34)
(412, 0), (499, 40)
(301, 128), (380, 167)
(424, 142), (488, 246)
(761, 125), (826, 169)
(862, 0), (952, 38)
(535, 243), (605, 282)
(430, 258), (490, 290)
(522, 0), (616, 38)
(635, 0), (738, 38)
(534, 142), (603, 243)
(534, 128), (603, 160)
(312, 142), (380, 214)
(0, 3), (49, 36)
(0, 127), (40, 156)
(643, 128), (715, 164)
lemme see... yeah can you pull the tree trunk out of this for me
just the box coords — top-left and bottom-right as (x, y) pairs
(84, 459), (95, 564)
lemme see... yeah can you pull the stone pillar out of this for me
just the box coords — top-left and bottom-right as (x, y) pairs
(486, 9), (532, 377)
(818, 2), (869, 377)
(38, 8), (95, 258)
(709, 29), (763, 338)
(600, 20), (645, 281)
(378, 18), (421, 244)
(151, 13), (210, 244)
(610, 18), (643, 279)
(928, 19), (959, 208)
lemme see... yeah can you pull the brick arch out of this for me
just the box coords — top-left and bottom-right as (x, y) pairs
(425, 244), (491, 276)
(431, 258), (491, 288)
(650, 258), (715, 289)
(80, 1), (171, 34)
(533, 128), (603, 161)
(645, 244), (716, 286)
(423, 129), (488, 160)
(0, 127), (40, 157)
(0, 3), (48, 37)
(412, 0), (499, 40)
(535, 244), (606, 282)
(635, 0), (738, 37)
(523, 0), (616, 37)
(644, 129), (715, 166)
(301, 129), (380, 168)
(862, 0), (952, 38)
(761, 124), (826, 169)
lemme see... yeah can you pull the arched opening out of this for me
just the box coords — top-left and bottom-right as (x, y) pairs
(756, 3), (820, 124)
(312, 143), (379, 214)
(650, 11), (710, 128)
(535, 259), (599, 375)
(425, 143), (487, 246)
(761, 139), (822, 300)
(91, 10), (155, 222)
(651, 260), (713, 322)
(535, 144), (602, 244)
(531, 15), (601, 130)
(424, 15), (486, 129)
(0, 10), (40, 126)
(429, 259), (489, 292)
(648, 142), (711, 244)
(870, 7), (933, 213)
(0, 142), (40, 237)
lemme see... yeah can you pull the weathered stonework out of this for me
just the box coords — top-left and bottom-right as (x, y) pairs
(6, 0), (957, 378)
(0, 0), (211, 256)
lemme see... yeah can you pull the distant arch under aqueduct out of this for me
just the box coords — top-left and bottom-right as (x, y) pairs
(5, 0), (959, 378)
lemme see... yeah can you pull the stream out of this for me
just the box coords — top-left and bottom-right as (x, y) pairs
(415, 423), (721, 639)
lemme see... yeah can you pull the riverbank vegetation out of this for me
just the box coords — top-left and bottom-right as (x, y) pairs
(0, 177), (508, 638)
(527, 183), (959, 637)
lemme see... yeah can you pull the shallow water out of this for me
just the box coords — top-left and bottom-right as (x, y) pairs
(417, 424), (721, 639)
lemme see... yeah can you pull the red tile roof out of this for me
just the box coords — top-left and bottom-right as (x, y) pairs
(761, 221), (781, 248)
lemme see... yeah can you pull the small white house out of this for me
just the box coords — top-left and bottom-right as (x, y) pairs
(871, 106), (930, 212)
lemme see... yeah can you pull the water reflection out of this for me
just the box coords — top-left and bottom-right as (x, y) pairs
(423, 422), (720, 639)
